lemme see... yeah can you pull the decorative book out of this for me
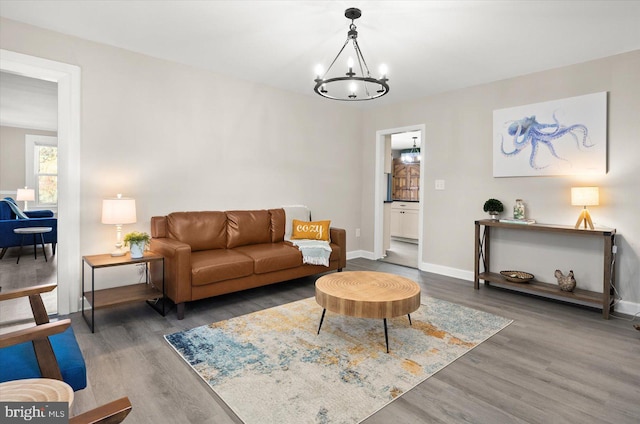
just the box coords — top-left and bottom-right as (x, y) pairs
(499, 218), (536, 225)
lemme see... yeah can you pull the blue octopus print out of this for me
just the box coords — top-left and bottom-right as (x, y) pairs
(500, 113), (592, 169)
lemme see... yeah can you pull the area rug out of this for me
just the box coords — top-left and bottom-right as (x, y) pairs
(165, 297), (512, 424)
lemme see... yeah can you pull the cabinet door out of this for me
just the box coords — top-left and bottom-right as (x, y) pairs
(392, 164), (407, 200)
(403, 209), (419, 239)
(408, 164), (420, 201)
(390, 209), (403, 237)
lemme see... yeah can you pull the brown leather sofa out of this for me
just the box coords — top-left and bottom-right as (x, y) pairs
(150, 208), (346, 319)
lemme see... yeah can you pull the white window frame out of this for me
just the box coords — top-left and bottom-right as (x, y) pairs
(25, 134), (58, 209)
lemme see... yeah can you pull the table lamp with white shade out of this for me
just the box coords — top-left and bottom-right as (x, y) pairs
(16, 187), (35, 211)
(102, 194), (136, 256)
(571, 186), (599, 230)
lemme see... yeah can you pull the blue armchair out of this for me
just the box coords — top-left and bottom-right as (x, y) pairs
(0, 197), (57, 259)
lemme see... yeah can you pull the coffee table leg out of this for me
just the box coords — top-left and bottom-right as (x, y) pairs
(383, 318), (389, 353)
(317, 308), (326, 335)
(16, 235), (26, 264)
(408, 314), (412, 326)
(40, 233), (48, 262)
(33, 234), (38, 260)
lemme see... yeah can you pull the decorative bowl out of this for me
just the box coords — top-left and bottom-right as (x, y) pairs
(500, 270), (534, 283)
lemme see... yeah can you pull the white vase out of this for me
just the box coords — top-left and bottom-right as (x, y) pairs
(130, 241), (145, 259)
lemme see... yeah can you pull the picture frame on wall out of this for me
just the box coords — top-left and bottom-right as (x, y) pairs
(493, 92), (607, 177)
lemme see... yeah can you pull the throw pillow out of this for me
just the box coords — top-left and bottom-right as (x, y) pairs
(290, 219), (331, 241)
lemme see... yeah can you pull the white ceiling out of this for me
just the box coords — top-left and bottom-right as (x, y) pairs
(1, 1), (639, 108)
(0, 71), (57, 131)
(391, 131), (421, 150)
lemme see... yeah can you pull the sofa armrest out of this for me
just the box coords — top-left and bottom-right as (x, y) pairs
(330, 227), (347, 269)
(150, 237), (192, 305)
(25, 210), (54, 218)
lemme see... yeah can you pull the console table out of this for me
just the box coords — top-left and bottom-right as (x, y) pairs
(474, 219), (616, 319)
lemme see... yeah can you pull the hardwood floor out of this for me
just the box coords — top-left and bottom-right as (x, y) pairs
(10, 257), (640, 423)
(0, 244), (57, 326)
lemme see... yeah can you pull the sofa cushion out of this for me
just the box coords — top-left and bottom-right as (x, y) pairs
(226, 210), (271, 249)
(191, 249), (254, 286)
(268, 208), (285, 243)
(0, 326), (87, 391)
(234, 243), (302, 274)
(167, 211), (227, 252)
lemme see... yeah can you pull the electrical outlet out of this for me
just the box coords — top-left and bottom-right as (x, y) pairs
(355, 228), (361, 237)
(435, 179), (445, 190)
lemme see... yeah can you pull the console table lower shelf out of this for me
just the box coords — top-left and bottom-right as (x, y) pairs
(478, 271), (605, 309)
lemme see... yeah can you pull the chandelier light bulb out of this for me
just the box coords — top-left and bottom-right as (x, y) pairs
(315, 64), (324, 79)
(349, 82), (357, 98)
(379, 64), (388, 77)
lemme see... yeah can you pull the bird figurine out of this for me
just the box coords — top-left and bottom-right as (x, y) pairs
(554, 269), (577, 292)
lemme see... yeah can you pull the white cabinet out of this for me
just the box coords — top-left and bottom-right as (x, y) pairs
(390, 202), (419, 239)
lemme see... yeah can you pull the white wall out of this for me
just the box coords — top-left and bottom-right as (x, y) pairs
(0, 18), (363, 254)
(362, 51), (640, 310)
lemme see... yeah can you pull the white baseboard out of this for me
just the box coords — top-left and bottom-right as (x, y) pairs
(347, 250), (376, 260)
(615, 300), (640, 317)
(419, 262), (474, 281)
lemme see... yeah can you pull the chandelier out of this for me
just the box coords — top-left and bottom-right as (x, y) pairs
(401, 137), (420, 163)
(313, 8), (389, 101)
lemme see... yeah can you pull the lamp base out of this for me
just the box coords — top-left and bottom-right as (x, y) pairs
(110, 248), (126, 257)
(575, 208), (594, 230)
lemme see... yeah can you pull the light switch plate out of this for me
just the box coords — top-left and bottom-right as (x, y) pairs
(435, 179), (445, 190)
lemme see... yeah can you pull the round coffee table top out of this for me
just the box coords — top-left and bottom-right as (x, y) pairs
(315, 271), (421, 319)
(13, 227), (53, 234)
(0, 378), (74, 405)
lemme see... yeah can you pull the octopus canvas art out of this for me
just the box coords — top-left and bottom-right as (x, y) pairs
(500, 113), (591, 170)
(493, 92), (607, 177)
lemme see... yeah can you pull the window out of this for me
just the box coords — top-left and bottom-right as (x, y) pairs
(25, 135), (58, 207)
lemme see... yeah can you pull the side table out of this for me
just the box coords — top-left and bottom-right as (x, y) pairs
(13, 226), (52, 264)
(82, 251), (165, 333)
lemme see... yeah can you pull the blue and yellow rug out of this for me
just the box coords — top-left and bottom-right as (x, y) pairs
(165, 297), (512, 424)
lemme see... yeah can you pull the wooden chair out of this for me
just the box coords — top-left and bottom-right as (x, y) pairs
(0, 283), (86, 390)
(70, 397), (132, 424)
(0, 283), (132, 423)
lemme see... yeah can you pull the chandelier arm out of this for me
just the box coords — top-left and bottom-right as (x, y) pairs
(351, 41), (371, 97)
(352, 39), (373, 76)
(322, 38), (351, 79)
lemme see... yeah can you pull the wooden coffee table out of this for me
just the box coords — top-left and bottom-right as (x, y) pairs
(0, 378), (74, 405)
(315, 271), (421, 352)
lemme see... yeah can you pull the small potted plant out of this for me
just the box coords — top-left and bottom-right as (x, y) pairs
(483, 198), (504, 219)
(124, 231), (150, 259)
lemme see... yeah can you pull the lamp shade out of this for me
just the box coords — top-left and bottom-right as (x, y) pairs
(101, 195), (136, 225)
(571, 187), (599, 206)
(16, 188), (35, 202)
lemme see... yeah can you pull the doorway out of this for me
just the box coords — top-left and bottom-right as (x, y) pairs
(373, 124), (425, 269)
(0, 73), (59, 323)
(0, 49), (82, 315)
